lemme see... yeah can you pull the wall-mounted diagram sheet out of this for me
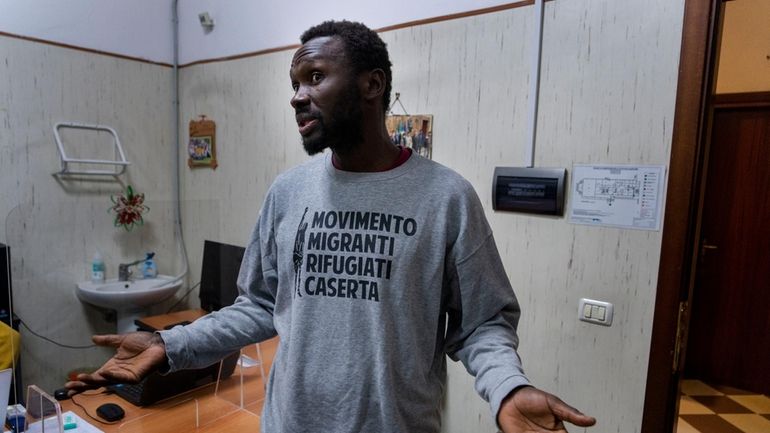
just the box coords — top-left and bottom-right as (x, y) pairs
(569, 164), (665, 230)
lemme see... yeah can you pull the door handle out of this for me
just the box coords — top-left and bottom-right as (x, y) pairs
(700, 241), (718, 258)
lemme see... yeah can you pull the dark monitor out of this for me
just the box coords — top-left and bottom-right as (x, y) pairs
(198, 240), (246, 312)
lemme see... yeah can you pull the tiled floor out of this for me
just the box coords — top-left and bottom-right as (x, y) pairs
(678, 380), (770, 433)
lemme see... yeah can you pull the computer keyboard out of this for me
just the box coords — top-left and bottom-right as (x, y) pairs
(106, 351), (240, 406)
(108, 383), (144, 406)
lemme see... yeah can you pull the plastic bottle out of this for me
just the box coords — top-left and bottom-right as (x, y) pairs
(142, 252), (158, 279)
(91, 251), (105, 283)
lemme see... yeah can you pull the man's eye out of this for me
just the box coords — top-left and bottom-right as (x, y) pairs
(291, 82), (299, 91)
(311, 72), (323, 84)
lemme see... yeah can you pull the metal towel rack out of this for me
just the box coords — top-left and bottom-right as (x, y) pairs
(53, 122), (130, 176)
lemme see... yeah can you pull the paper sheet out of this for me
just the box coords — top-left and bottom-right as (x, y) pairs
(569, 164), (665, 230)
(25, 410), (104, 433)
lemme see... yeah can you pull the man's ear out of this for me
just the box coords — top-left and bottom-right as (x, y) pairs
(360, 69), (386, 102)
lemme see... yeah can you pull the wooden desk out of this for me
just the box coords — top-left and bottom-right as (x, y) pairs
(62, 311), (278, 432)
(64, 382), (260, 432)
(134, 309), (208, 332)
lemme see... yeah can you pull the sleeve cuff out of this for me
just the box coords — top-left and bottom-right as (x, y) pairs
(157, 328), (187, 373)
(489, 375), (531, 422)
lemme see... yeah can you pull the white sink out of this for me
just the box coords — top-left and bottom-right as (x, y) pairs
(77, 275), (182, 333)
(77, 275), (182, 309)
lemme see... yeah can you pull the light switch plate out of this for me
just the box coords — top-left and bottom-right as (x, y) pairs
(578, 298), (613, 326)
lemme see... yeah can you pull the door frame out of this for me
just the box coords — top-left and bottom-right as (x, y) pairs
(641, 0), (722, 431)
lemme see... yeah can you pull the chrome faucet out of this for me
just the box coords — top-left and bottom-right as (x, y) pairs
(118, 257), (145, 281)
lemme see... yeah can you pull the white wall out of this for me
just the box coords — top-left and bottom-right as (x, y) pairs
(0, 0), (174, 63)
(177, 0), (533, 64)
(2, 0), (535, 65)
(178, 1), (685, 431)
(0, 36), (176, 392)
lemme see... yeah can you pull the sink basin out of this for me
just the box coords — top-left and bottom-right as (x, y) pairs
(77, 275), (182, 309)
(77, 275), (182, 333)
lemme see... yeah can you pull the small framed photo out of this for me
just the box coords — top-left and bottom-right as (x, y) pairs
(188, 116), (218, 169)
(386, 114), (433, 159)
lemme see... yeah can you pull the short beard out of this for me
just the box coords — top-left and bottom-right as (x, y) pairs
(301, 85), (364, 156)
(301, 120), (328, 156)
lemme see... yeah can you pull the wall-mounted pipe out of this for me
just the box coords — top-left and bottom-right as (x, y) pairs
(524, 0), (545, 168)
(166, 0), (189, 288)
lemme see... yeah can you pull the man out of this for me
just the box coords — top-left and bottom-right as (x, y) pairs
(67, 21), (596, 433)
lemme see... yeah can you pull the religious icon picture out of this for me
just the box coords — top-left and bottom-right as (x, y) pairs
(386, 114), (433, 160)
(188, 115), (218, 169)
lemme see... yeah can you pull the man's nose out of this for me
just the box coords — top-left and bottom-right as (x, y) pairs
(291, 87), (309, 109)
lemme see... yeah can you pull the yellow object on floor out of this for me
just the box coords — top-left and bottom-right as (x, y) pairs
(0, 321), (20, 369)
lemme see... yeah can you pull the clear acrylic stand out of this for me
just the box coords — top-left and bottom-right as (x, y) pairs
(118, 398), (199, 433)
(215, 344), (267, 416)
(24, 385), (63, 433)
(118, 352), (258, 432)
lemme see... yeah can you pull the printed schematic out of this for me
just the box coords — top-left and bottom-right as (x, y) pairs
(569, 165), (664, 230)
(575, 177), (640, 205)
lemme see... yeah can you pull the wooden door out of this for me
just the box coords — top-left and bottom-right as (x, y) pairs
(684, 99), (770, 394)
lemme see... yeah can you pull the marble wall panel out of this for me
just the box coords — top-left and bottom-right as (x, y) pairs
(0, 36), (175, 392)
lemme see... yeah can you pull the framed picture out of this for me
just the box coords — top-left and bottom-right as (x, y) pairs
(386, 114), (433, 159)
(188, 116), (218, 169)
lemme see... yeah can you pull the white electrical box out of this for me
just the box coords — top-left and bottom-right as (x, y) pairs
(578, 298), (613, 326)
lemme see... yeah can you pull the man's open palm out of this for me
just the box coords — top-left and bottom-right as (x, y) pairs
(498, 386), (596, 432)
(65, 332), (167, 395)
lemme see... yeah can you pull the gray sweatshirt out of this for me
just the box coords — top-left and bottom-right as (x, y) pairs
(161, 152), (530, 432)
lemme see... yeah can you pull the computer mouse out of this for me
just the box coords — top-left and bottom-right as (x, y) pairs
(96, 403), (125, 422)
(53, 388), (70, 401)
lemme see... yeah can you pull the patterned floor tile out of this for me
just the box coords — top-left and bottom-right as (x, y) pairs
(679, 380), (770, 432)
(676, 417), (700, 433)
(711, 384), (758, 396)
(691, 395), (753, 414)
(679, 395), (716, 415)
(680, 415), (745, 433)
(720, 414), (770, 433)
(728, 395), (770, 414)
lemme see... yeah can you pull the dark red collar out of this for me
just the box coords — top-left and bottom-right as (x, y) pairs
(332, 146), (412, 172)
(388, 146), (412, 170)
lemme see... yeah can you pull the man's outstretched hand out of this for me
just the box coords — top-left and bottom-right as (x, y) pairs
(498, 386), (596, 432)
(64, 332), (168, 396)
